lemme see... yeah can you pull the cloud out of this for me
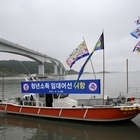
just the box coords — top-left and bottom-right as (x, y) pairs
(0, 0), (140, 72)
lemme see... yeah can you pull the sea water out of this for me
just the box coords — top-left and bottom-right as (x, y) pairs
(0, 72), (140, 140)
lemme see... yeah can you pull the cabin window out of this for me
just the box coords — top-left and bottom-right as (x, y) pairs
(60, 94), (69, 98)
(39, 94), (45, 98)
(53, 94), (69, 99)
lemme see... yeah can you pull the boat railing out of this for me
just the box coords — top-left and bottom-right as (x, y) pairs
(124, 92), (140, 106)
(77, 95), (128, 106)
(124, 99), (140, 106)
(128, 87), (140, 97)
(2, 98), (44, 107)
(21, 100), (43, 107)
(77, 98), (108, 106)
(128, 87), (140, 92)
(127, 91), (140, 98)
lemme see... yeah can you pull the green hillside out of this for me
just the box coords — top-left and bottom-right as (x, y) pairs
(0, 60), (53, 76)
(0, 60), (78, 76)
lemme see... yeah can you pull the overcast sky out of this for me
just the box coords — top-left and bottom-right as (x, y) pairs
(0, 0), (140, 72)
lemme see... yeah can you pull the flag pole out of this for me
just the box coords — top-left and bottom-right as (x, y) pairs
(83, 37), (96, 79)
(89, 57), (96, 79)
(102, 31), (105, 105)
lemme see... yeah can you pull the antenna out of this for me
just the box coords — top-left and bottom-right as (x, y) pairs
(19, 61), (31, 76)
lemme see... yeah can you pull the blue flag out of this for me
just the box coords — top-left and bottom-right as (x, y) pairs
(130, 26), (140, 39)
(74, 32), (104, 86)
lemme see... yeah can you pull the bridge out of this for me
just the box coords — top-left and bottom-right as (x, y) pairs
(0, 38), (67, 76)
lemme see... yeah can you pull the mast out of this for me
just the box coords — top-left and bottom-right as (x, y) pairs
(2, 70), (4, 101)
(102, 31), (105, 105)
(102, 44), (105, 104)
(126, 59), (129, 94)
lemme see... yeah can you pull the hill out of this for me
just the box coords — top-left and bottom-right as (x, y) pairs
(0, 60), (77, 76)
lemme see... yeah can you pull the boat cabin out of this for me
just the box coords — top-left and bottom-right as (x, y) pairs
(17, 93), (78, 108)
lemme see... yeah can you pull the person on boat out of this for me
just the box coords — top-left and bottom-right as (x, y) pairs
(29, 94), (36, 106)
(19, 96), (25, 105)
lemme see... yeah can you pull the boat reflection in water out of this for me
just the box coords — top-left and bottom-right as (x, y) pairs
(0, 114), (140, 140)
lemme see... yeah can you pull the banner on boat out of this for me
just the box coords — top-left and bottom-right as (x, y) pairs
(21, 79), (100, 94)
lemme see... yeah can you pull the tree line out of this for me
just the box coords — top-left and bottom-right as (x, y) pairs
(0, 60), (78, 76)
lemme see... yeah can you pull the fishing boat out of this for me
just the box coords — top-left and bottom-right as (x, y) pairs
(0, 33), (140, 122)
(0, 75), (140, 122)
